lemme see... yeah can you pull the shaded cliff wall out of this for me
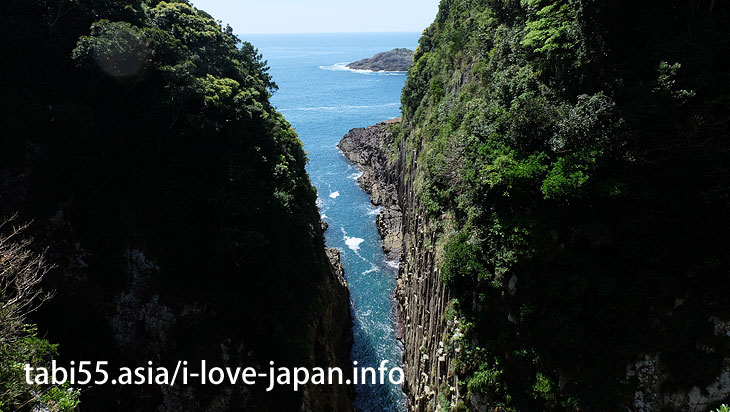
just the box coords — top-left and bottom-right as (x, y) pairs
(343, 116), (730, 412)
(0, 1), (354, 410)
(341, 0), (730, 409)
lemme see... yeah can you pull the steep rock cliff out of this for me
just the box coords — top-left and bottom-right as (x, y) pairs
(339, 120), (456, 411)
(343, 1), (730, 410)
(0, 1), (354, 411)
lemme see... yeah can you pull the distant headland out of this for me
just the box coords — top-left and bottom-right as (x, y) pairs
(346, 48), (414, 72)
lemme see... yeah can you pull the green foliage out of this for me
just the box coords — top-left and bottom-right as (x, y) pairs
(0, 328), (80, 412)
(540, 151), (596, 199)
(1, 221), (79, 412)
(655, 61), (697, 101)
(442, 232), (477, 284)
(398, 0), (730, 409)
(72, 20), (151, 77)
(430, 78), (445, 103)
(521, 0), (578, 56)
(532, 372), (556, 404)
(442, 231), (496, 292)
(467, 367), (503, 395)
(40, 385), (81, 411)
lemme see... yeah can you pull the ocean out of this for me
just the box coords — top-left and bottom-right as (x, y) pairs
(243, 33), (420, 411)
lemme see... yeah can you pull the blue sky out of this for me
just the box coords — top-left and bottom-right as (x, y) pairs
(191, 0), (441, 34)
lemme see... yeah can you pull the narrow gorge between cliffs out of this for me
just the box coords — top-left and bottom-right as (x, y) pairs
(249, 33), (418, 412)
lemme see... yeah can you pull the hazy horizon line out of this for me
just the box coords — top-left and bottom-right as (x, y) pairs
(238, 31), (424, 36)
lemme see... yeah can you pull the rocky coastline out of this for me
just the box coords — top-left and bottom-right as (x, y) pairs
(338, 119), (452, 411)
(337, 119), (403, 259)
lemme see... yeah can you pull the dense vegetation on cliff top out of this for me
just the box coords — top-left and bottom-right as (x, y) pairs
(1, 1), (342, 410)
(399, 0), (730, 409)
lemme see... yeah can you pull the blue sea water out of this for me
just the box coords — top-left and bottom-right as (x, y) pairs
(244, 33), (420, 411)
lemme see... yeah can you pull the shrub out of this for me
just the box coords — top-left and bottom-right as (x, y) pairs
(0, 216), (79, 412)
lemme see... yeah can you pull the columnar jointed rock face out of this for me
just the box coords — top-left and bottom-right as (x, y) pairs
(392, 135), (456, 412)
(339, 120), (454, 411)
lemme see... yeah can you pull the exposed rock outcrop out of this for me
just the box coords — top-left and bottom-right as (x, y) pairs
(390, 125), (454, 412)
(339, 119), (452, 411)
(346, 49), (414, 72)
(338, 119), (402, 259)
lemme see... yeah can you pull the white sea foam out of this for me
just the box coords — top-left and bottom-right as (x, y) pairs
(349, 171), (364, 180)
(280, 102), (399, 113)
(342, 103), (400, 110)
(280, 106), (336, 112)
(366, 206), (383, 216)
(329, 191), (340, 199)
(319, 62), (408, 75)
(320, 214), (328, 219)
(340, 228), (368, 259)
(385, 259), (400, 269)
(345, 236), (365, 252)
(363, 262), (380, 275)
